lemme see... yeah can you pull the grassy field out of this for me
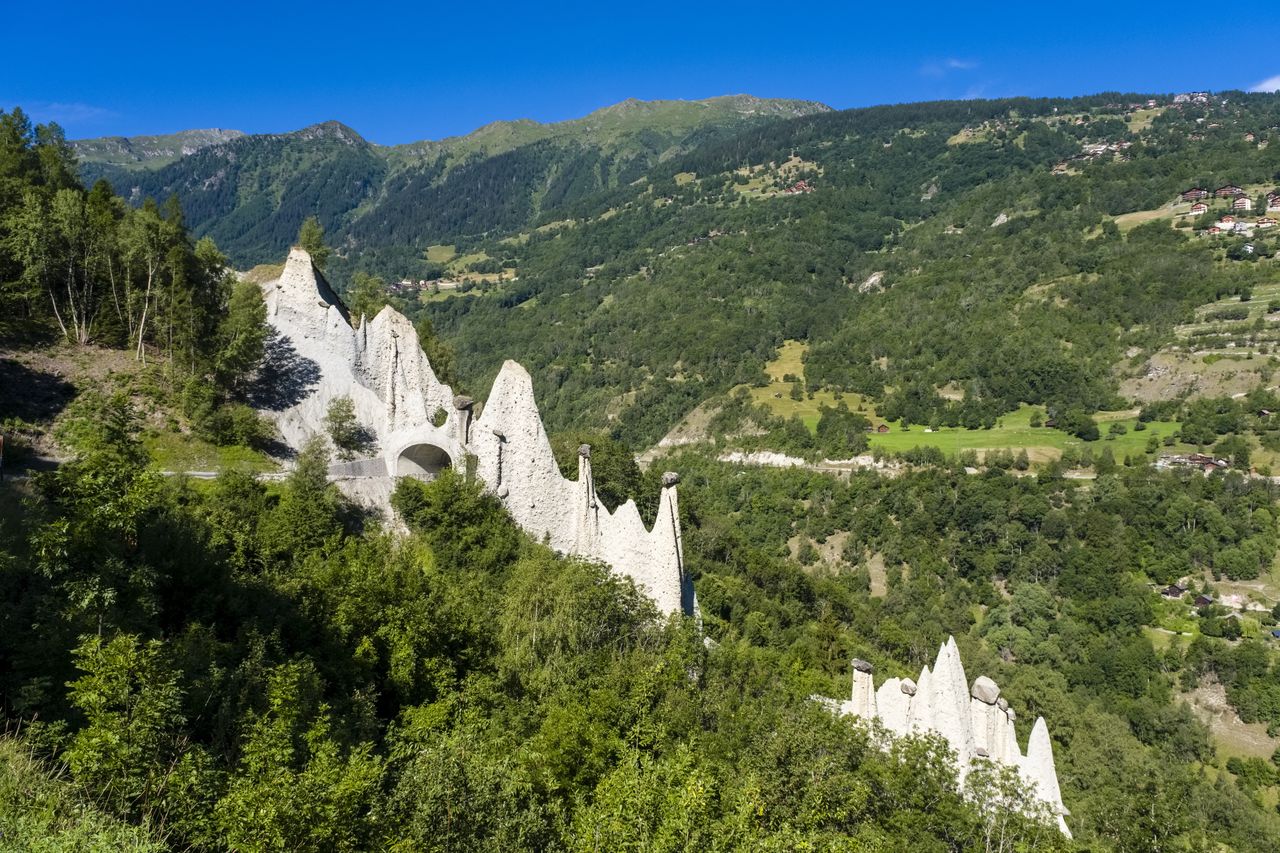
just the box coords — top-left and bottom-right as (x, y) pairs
(742, 340), (1186, 462)
(425, 244), (457, 263)
(869, 405), (1183, 464)
(144, 432), (278, 474)
(741, 340), (860, 428)
(1126, 107), (1165, 133)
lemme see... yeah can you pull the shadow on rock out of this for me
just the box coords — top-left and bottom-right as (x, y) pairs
(247, 330), (320, 412)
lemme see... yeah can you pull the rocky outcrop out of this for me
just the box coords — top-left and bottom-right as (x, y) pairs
(831, 637), (1071, 837)
(259, 248), (693, 617)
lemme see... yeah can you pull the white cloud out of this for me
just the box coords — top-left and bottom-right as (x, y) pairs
(920, 58), (980, 78)
(19, 101), (116, 127)
(1250, 75), (1280, 93)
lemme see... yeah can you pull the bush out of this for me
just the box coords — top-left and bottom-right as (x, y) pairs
(324, 397), (371, 459)
(202, 404), (275, 449)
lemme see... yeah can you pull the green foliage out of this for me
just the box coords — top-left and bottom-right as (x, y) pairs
(323, 396), (367, 459)
(64, 634), (185, 822)
(213, 661), (383, 851)
(549, 430), (643, 512)
(297, 215), (330, 269)
(214, 275), (268, 392)
(345, 270), (387, 323)
(392, 468), (520, 575)
(0, 737), (165, 851)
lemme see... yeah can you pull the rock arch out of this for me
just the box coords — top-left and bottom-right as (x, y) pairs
(396, 442), (453, 480)
(383, 426), (466, 482)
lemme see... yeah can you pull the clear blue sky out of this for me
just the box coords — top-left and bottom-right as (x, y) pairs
(7, 1), (1280, 145)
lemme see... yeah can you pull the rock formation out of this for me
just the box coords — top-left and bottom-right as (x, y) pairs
(259, 248), (694, 616)
(831, 637), (1071, 837)
(260, 249), (1067, 831)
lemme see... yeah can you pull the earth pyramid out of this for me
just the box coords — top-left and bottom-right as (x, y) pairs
(258, 247), (695, 617)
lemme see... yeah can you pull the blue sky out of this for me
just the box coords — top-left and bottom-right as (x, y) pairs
(7, 1), (1280, 145)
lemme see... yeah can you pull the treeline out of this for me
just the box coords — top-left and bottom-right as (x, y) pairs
(0, 107), (271, 447)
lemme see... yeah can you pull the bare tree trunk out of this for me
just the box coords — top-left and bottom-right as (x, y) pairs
(46, 286), (70, 341)
(135, 265), (155, 364)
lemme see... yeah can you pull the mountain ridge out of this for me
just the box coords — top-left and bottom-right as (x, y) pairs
(81, 94), (830, 265)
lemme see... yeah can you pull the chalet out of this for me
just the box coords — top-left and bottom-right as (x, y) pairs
(1245, 132), (1257, 143)
(1161, 584), (1188, 599)
(1257, 217), (1277, 229)
(783, 179), (815, 195)
(876, 424), (890, 434)
(1181, 187), (1209, 201)
(1189, 201), (1209, 215)
(1220, 215), (1236, 225)
(1269, 199), (1280, 213)
(1207, 226), (1223, 235)
(1233, 195), (1254, 211)
(1216, 184), (1244, 198)
(1194, 594), (1214, 608)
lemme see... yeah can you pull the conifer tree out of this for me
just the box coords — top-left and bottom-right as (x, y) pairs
(297, 215), (330, 269)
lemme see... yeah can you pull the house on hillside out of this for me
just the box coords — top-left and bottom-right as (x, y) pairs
(1208, 226), (1223, 235)
(1234, 222), (1252, 234)
(1245, 132), (1257, 143)
(1233, 195), (1254, 211)
(1257, 217), (1277, 229)
(1216, 184), (1245, 198)
(1161, 583), (1188, 599)
(1220, 215), (1236, 226)
(1181, 187), (1209, 201)
(876, 424), (890, 434)
(1189, 201), (1209, 216)
(1194, 594), (1214, 608)
(1269, 198), (1280, 213)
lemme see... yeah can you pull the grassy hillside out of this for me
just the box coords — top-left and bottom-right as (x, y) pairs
(73, 128), (244, 186)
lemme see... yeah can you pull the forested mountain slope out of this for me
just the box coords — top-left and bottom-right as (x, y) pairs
(402, 92), (1280, 446)
(85, 96), (831, 266)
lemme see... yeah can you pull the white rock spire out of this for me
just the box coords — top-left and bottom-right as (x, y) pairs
(259, 248), (694, 617)
(828, 637), (1070, 837)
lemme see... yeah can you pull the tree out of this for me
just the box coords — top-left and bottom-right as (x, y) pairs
(346, 271), (387, 323)
(214, 277), (267, 392)
(414, 314), (459, 388)
(297, 216), (330, 269)
(324, 396), (367, 459)
(65, 634), (185, 822)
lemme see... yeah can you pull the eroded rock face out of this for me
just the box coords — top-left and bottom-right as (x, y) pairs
(259, 248), (694, 617)
(825, 637), (1071, 838)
